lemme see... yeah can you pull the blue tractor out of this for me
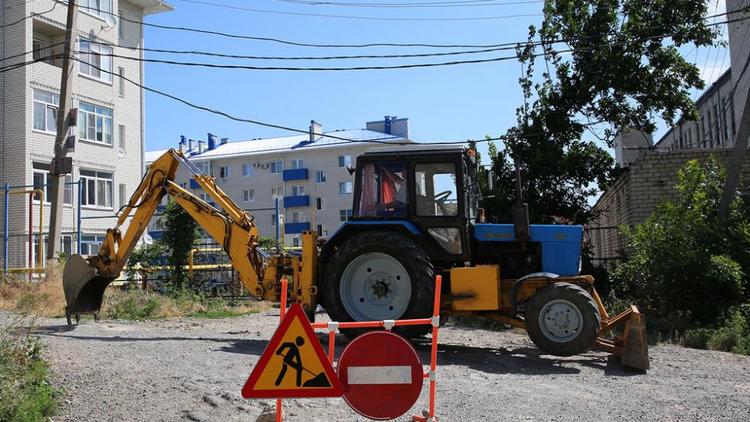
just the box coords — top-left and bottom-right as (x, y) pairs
(317, 146), (648, 369)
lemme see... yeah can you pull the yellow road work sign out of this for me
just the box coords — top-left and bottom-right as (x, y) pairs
(241, 304), (343, 398)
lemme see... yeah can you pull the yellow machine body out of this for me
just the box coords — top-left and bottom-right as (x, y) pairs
(450, 266), (501, 311)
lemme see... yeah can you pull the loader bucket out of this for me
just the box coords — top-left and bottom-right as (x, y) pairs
(63, 254), (115, 321)
(595, 304), (650, 371)
(620, 306), (649, 370)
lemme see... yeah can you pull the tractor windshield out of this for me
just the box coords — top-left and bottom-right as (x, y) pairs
(357, 161), (408, 218)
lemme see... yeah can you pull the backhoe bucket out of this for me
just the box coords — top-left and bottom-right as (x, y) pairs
(63, 254), (115, 324)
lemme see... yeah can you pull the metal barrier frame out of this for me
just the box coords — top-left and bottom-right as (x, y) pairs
(273, 275), (443, 422)
(3, 180), (82, 273)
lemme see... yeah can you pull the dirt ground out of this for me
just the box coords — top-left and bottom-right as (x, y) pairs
(5, 309), (750, 422)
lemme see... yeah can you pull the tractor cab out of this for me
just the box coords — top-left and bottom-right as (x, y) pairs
(349, 145), (479, 264)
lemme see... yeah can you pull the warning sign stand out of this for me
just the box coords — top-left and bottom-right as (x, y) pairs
(247, 276), (443, 422)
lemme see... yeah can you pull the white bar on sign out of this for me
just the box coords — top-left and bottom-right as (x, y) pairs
(347, 365), (412, 385)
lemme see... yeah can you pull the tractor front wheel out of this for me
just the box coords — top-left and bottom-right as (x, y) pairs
(524, 283), (600, 356)
(321, 231), (435, 339)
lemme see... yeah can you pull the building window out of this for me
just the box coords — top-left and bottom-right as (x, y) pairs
(219, 166), (230, 179)
(79, 39), (113, 83)
(118, 124), (125, 148)
(32, 162), (72, 205)
(291, 212), (303, 223)
(81, 0), (113, 19)
(271, 213), (277, 226)
(292, 185), (305, 196)
(316, 197), (323, 210)
(196, 161), (210, 174)
(80, 169), (113, 208)
(32, 38), (44, 60)
(118, 67), (125, 96)
(291, 159), (304, 169)
(243, 189), (255, 202)
(339, 209), (353, 222)
(315, 170), (326, 183)
(32, 89), (59, 134)
(292, 237), (300, 248)
(242, 163), (253, 177)
(339, 181), (353, 195)
(78, 102), (113, 145)
(270, 160), (283, 174)
(338, 155), (352, 168)
(80, 234), (106, 255)
(118, 9), (125, 39)
(317, 224), (323, 235)
(271, 186), (283, 198)
(119, 183), (127, 208)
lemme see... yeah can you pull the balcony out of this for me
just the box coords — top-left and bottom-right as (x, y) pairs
(282, 168), (309, 181)
(283, 195), (310, 208)
(285, 222), (311, 234)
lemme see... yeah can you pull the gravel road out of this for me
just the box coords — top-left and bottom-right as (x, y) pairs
(5, 309), (750, 421)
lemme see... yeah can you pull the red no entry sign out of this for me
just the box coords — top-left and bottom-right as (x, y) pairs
(337, 331), (423, 420)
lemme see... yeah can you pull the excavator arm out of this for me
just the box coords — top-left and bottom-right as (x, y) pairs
(62, 149), (268, 320)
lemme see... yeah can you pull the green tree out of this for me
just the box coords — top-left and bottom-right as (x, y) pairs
(484, 0), (720, 224)
(125, 242), (164, 290)
(160, 200), (200, 290)
(612, 159), (749, 328)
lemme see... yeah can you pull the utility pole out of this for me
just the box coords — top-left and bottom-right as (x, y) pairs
(47, 0), (78, 261)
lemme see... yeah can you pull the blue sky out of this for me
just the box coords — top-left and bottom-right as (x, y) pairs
(142, 0), (731, 162)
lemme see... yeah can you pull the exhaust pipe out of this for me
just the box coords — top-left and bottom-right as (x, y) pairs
(62, 254), (115, 326)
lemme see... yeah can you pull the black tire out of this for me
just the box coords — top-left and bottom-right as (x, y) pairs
(320, 231), (435, 339)
(524, 283), (600, 356)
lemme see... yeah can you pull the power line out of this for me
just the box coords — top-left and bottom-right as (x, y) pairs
(93, 42), (521, 61)
(274, 0), (541, 8)
(175, 0), (541, 21)
(72, 1), (747, 51)
(78, 16), (750, 72)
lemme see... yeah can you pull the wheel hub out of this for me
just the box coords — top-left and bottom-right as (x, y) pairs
(539, 299), (583, 343)
(339, 252), (411, 321)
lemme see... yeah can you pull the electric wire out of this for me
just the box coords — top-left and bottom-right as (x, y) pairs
(75, 16), (750, 72)
(0, 0), (57, 29)
(175, 0), (541, 21)
(273, 0), (542, 7)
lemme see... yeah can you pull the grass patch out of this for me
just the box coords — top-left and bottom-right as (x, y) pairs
(101, 289), (265, 321)
(0, 273), (66, 318)
(1, 271), (266, 321)
(0, 317), (59, 421)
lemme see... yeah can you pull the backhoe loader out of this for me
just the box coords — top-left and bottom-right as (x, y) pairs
(63, 147), (649, 370)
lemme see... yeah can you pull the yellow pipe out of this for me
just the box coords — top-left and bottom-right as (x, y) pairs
(9, 189), (44, 271)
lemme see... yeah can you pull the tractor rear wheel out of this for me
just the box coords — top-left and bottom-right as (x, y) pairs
(321, 231), (435, 339)
(524, 283), (600, 356)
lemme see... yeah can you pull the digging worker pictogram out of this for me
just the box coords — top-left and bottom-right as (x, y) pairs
(275, 336), (305, 386)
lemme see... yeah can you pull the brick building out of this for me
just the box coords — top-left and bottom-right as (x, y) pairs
(590, 149), (750, 265)
(0, 0), (172, 270)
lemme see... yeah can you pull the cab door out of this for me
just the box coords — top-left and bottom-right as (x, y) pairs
(410, 159), (471, 263)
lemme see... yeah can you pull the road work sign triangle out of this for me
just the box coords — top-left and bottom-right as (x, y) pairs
(242, 304), (343, 399)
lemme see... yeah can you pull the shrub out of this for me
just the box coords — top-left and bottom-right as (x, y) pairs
(612, 158), (748, 328)
(0, 320), (58, 421)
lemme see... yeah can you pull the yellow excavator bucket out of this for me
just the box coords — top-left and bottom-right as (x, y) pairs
(62, 254), (115, 324)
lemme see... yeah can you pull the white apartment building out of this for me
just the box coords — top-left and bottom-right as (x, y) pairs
(653, 0), (749, 152)
(145, 117), (412, 247)
(0, 0), (172, 270)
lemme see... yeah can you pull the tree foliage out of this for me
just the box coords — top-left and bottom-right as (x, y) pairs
(612, 159), (750, 328)
(160, 200), (200, 289)
(484, 0), (720, 224)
